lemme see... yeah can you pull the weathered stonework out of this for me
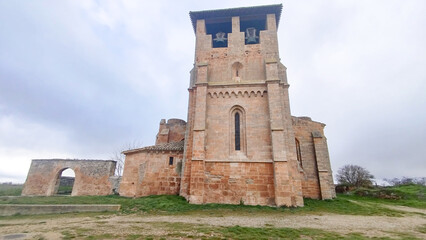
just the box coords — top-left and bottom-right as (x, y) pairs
(119, 119), (186, 197)
(21, 159), (116, 196)
(120, 4), (335, 207)
(119, 142), (184, 197)
(292, 117), (336, 199)
(19, 5), (334, 205)
(156, 119), (186, 145)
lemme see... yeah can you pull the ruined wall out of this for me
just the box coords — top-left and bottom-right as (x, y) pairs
(292, 117), (336, 199)
(156, 119), (186, 145)
(21, 159), (116, 196)
(120, 149), (183, 197)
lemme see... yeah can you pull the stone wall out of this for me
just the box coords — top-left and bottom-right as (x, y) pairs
(156, 119), (186, 145)
(204, 162), (275, 205)
(21, 159), (116, 196)
(119, 150), (183, 197)
(109, 176), (121, 194)
(205, 86), (271, 161)
(0, 204), (120, 216)
(59, 176), (75, 187)
(292, 117), (336, 199)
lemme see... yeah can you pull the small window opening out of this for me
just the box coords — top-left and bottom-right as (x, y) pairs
(235, 113), (241, 150)
(295, 139), (303, 168)
(169, 157), (174, 165)
(232, 62), (243, 81)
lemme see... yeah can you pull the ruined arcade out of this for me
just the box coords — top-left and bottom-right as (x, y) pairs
(120, 4), (336, 207)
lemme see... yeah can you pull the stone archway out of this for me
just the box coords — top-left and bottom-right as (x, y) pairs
(53, 168), (76, 195)
(22, 159), (117, 196)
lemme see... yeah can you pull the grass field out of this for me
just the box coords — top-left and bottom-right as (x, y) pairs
(344, 184), (426, 209)
(0, 183), (22, 196)
(58, 222), (423, 240)
(0, 183), (73, 196)
(0, 190), (421, 217)
(57, 185), (73, 195)
(0, 184), (425, 239)
(1, 184), (424, 216)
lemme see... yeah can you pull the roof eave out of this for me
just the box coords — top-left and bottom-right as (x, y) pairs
(189, 4), (283, 33)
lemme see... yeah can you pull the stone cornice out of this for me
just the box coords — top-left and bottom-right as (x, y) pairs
(204, 159), (273, 163)
(207, 89), (267, 98)
(208, 81), (266, 87)
(195, 82), (208, 86)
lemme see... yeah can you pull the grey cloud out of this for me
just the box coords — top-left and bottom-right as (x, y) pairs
(0, 0), (425, 182)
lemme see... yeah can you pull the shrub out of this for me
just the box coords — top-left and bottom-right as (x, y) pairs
(336, 165), (374, 188)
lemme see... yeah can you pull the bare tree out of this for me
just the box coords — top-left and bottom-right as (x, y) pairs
(110, 150), (125, 176)
(336, 164), (374, 188)
(384, 177), (426, 186)
(110, 141), (143, 176)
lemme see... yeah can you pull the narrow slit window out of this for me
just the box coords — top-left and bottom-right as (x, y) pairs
(232, 62), (243, 80)
(235, 112), (241, 150)
(169, 157), (174, 165)
(295, 139), (302, 168)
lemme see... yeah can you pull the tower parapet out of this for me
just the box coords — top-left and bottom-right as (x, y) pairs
(189, 4), (287, 86)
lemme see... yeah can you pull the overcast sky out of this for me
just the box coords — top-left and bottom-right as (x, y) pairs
(0, 0), (425, 183)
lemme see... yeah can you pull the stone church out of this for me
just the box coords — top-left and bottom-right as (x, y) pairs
(119, 4), (335, 207)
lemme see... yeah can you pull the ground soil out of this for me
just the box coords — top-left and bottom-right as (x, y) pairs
(0, 206), (425, 239)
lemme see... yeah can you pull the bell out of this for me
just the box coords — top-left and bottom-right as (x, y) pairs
(246, 27), (258, 44)
(213, 31), (227, 43)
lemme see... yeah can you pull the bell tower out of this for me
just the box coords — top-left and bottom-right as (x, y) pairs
(180, 4), (305, 207)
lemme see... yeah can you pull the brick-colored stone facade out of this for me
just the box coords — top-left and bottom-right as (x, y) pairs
(156, 119), (186, 145)
(292, 117), (336, 200)
(22, 159), (116, 196)
(119, 141), (184, 197)
(120, 4), (335, 206)
(119, 119), (186, 197)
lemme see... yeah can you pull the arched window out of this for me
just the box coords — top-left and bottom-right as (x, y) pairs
(230, 106), (246, 155)
(235, 112), (241, 150)
(295, 138), (303, 168)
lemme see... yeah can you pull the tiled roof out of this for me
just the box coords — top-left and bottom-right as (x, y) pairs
(189, 4), (283, 32)
(122, 140), (184, 154)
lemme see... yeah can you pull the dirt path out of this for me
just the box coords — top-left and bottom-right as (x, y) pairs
(1, 212), (425, 239)
(348, 199), (426, 215)
(380, 205), (426, 215)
